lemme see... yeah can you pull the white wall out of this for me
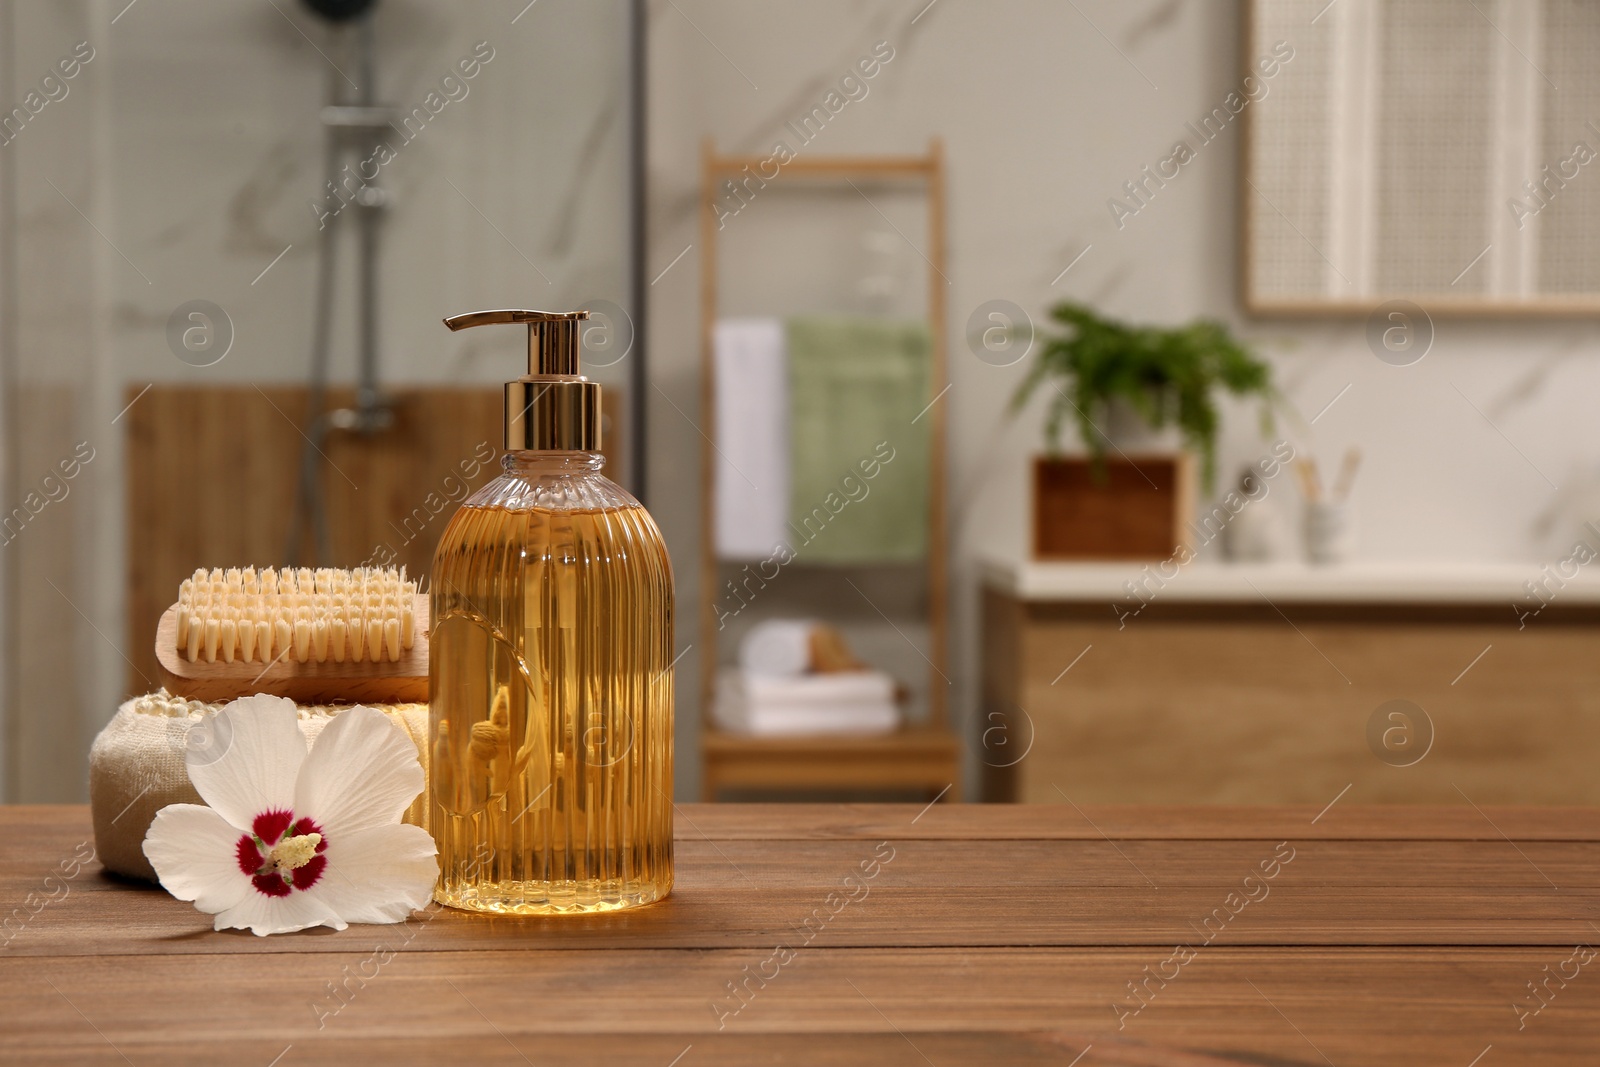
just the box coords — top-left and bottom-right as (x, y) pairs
(101, 0), (631, 390)
(646, 0), (1600, 795)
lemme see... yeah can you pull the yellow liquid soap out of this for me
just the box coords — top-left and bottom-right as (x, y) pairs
(429, 454), (674, 914)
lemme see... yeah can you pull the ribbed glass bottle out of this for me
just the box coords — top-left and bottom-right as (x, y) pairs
(429, 451), (674, 914)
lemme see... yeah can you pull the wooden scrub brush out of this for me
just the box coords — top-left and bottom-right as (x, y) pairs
(154, 566), (429, 703)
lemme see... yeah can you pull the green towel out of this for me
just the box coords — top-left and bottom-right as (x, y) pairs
(786, 316), (931, 563)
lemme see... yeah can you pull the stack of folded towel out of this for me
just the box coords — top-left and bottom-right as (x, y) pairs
(713, 619), (900, 736)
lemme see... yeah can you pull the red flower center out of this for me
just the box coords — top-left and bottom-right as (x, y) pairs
(236, 810), (327, 897)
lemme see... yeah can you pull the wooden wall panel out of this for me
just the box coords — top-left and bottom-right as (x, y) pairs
(124, 385), (621, 698)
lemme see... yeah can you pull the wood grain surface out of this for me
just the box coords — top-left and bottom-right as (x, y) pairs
(2, 804), (1596, 1065)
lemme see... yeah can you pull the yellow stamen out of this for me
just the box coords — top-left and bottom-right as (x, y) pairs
(266, 832), (322, 873)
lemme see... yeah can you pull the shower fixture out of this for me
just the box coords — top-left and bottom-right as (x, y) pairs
(286, 0), (394, 565)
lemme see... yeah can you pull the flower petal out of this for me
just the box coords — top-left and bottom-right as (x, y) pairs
(212, 882), (346, 937)
(252, 810), (295, 846)
(187, 695), (307, 833)
(302, 823), (438, 925)
(143, 804), (254, 915)
(294, 706), (424, 838)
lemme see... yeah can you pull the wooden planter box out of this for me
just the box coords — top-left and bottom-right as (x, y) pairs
(1032, 453), (1193, 560)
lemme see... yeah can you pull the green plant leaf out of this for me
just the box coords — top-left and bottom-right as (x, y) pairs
(1008, 302), (1277, 493)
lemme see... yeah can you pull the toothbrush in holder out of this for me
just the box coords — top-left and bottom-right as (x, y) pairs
(1303, 448), (1359, 563)
(1331, 447), (1362, 503)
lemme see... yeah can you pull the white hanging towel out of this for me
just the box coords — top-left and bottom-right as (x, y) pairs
(713, 317), (790, 559)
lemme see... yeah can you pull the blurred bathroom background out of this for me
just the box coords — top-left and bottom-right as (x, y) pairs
(0, 0), (638, 800)
(5, 0), (1600, 805)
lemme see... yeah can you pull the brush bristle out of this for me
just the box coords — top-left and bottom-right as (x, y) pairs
(176, 566), (418, 666)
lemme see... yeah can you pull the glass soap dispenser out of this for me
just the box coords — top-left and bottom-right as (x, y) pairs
(429, 309), (674, 914)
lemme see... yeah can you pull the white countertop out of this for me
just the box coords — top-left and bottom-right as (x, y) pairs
(980, 555), (1600, 605)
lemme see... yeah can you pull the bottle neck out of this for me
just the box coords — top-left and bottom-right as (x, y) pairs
(501, 450), (605, 476)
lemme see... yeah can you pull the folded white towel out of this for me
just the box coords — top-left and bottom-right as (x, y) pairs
(743, 670), (896, 706)
(713, 318), (790, 559)
(713, 669), (900, 737)
(739, 618), (815, 677)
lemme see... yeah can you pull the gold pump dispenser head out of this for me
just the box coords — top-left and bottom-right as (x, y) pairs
(443, 309), (600, 452)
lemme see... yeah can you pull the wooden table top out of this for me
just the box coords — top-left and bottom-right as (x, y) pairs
(3, 803), (1598, 1065)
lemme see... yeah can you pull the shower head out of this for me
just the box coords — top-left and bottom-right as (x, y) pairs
(299, 0), (377, 22)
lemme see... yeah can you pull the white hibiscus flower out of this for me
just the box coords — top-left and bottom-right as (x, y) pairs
(143, 694), (438, 936)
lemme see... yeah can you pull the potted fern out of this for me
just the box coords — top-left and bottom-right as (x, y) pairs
(1011, 302), (1276, 559)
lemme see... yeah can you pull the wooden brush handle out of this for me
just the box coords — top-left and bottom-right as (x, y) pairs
(808, 624), (869, 673)
(155, 594), (429, 705)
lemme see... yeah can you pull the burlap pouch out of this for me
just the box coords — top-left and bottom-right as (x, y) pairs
(88, 690), (430, 881)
